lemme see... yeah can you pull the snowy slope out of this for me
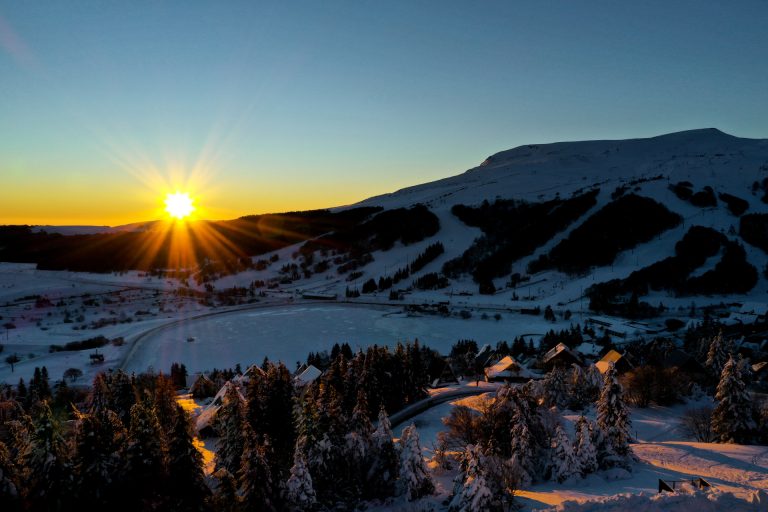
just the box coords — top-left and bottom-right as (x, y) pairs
(209, 128), (768, 314)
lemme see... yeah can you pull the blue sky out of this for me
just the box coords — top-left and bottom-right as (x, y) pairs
(1, 1), (766, 224)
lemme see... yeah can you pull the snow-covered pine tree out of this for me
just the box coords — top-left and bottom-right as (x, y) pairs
(596, 363), (632, 467)
(574, 416), (597, 476)
(109, 370), (137, 425)
(124, 400), (168, 508)
(166, 404), (210, 509)
(397, 423), (434, 500)
(345, 388), (374, 493)
(71, 409), (126, 507)
(712, 355), (755, 443)
(705, 331), (732, 379)
(449, 445), (494, 512)
(152, 375), (179, 436)
(543, 367), (569, 409)
(585, 364), (603, 400)
(0, 440), (20, 508)
(209, 468), (238, 512)
(285, 441), (316, 511)
(238, 423), (275, 512)
(88, 372), (112, 416)
(25, 401), (72, 510)
(308, 384), (346, 502)
(549, 425), (578, 483)
(214, 383), (248, 475)
(508, 409), (534, 484)
(368, 405), (399, 498)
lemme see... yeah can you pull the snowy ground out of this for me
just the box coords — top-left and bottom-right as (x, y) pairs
(121, 303), (561, 375)
(404, 393), (768, 511)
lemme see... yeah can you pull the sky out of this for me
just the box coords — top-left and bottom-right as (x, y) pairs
(1, 0), (767, 225)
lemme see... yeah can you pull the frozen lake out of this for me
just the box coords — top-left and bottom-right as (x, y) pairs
(123, 304), (554, 374)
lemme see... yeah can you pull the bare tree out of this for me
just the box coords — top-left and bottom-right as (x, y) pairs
(680, 406), (714, 442)
(63, 368), (83, 382)
(5, 353), (20, 372)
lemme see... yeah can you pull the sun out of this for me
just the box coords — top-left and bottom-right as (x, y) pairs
(164, 192), (195, 220)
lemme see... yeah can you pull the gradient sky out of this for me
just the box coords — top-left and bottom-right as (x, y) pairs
(1, 1), (767, 225)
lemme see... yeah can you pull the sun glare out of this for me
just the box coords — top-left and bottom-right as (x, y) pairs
(164, 192), (195, 220)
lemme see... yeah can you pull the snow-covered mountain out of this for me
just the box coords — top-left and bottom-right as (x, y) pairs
(354, 128), (767, 210)
(210, 128), (768, 316)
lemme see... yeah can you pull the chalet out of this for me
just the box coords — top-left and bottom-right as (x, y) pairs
(595, 349), (632, 374)
(190, 373), (218, 399)
(739, 302), (768, 322)
(294, 364), (322, 387)
(474, 344), (496, 368)
(752, 361), (768, 388)
(196, 381), (246, 437)
(427, 359), (460, 388)
(484, 355), (536, 383)
(542, 342), (582, 369)
(659, 349), (705, 375)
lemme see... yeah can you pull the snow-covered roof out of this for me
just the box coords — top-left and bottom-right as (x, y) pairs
(484, 355), (535, 380)
(542, 342), (582, 365)
(740, 302), (768, 316)
(295, 364), (322, 386)
(595, 350), (628, 374)
(195, 380), (245, 433)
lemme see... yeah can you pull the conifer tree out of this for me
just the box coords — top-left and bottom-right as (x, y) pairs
(368, 406), (399, 498)
(286, 442), (316, 511)
(110, 370), (137, 425)
(449, 445), (494, 512)
(209, 469), (238, 512)
(345, 388), (374, 494)
(508, 409), (534, 484)
(596, 363), (632, 466)
(71, 409), (127, 507)
(260, 362), (296, 478)
(549, 425), (577, 483)
(0, 440), (20, 511)
(214, 383), (247, 475)
(397, 423), (434, 500)
(543, 367), (569, 408)
(124, 400), (168, 509)
(166, 404), (210, 510)
(238, 424), (275, 512)
(705, 331), (732, 379)
(25, 401), (72, 510)
(308, 384), (346, 501)
(712, 355), (755, 443)
(574, 416), (598, 476)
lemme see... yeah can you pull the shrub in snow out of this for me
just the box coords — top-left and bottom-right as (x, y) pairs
(398, 423), (434, 500)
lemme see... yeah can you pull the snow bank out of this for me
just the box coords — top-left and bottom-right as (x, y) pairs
(544, 488), (768, 512)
